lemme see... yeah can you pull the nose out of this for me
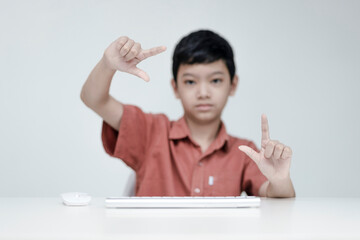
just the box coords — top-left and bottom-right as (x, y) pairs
(196, 82), (210, 99)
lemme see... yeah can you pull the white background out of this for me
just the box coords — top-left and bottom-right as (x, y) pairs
(0, 0), (359, 197)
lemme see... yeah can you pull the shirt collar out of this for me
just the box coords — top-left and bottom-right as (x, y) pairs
(169, 117), (230, 151)
(169, 117), (190, 140)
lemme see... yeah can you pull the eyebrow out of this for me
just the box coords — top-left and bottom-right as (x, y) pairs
(181, 71), (225, 78)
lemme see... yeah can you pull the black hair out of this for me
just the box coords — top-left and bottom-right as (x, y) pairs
(172, 30), (236, 83)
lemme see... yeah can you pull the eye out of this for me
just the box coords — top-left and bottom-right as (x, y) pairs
(184, 80), (195, 85)
(211, 78), (222, 84)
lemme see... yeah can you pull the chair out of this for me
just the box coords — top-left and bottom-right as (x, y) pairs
(123, 170), (136, 196)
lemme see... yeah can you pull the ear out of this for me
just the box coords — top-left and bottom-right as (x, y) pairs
(171, 79), (180, 99)
(229, 75), (239, 96)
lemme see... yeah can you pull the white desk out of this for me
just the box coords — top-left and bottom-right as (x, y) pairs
(0, 198), (359, 240)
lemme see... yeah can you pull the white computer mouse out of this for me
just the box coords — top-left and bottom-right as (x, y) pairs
(61, 192), (92, 206)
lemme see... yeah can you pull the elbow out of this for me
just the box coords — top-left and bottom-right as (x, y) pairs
(80, 86), (94, 108)
(80, 87), (108, 111)
(80, 87), (88, 106)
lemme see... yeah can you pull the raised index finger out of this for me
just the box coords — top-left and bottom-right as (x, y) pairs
(261, 114), (270, 144)
(137, 46), (167, 61)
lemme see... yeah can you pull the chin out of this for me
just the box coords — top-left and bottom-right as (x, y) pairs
(191, 112), (220, 124)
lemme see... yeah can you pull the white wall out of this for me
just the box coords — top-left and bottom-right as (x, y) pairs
(0, 0), (359, 197)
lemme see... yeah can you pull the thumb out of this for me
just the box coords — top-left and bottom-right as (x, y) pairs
(238, 145), (260, 164)
(128, 66), (150, 82)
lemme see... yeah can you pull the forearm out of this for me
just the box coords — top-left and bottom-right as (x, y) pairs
(80, 57), (116, 109)
(264, 176), (296, 198)
(80, 36), (166, 130)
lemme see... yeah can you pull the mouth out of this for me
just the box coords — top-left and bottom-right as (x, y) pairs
(195, 104), (213, 111)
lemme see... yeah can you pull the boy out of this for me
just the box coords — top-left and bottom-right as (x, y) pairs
(81, 30), (295, 198)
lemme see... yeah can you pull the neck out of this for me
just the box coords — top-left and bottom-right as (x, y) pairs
(185, 116), (221, 152)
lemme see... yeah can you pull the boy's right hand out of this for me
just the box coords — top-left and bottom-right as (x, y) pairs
(102, 36), (166, 82)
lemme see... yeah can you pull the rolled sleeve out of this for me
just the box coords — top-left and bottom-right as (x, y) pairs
(101, 105), (153, 171)
(241, 141), (268, 196)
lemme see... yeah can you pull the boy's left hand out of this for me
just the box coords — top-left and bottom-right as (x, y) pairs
(238, 115), (292, 182)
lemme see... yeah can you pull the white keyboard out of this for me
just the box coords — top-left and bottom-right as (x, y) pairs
(105, 196), (261, 208)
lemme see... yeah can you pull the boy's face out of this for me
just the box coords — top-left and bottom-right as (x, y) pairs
(171, 60), (238, 124)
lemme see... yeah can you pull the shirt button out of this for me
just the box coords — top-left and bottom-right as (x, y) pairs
(194, 188), (201, 193)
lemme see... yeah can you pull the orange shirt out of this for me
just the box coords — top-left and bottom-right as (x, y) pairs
(102, 105), (267, 196)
